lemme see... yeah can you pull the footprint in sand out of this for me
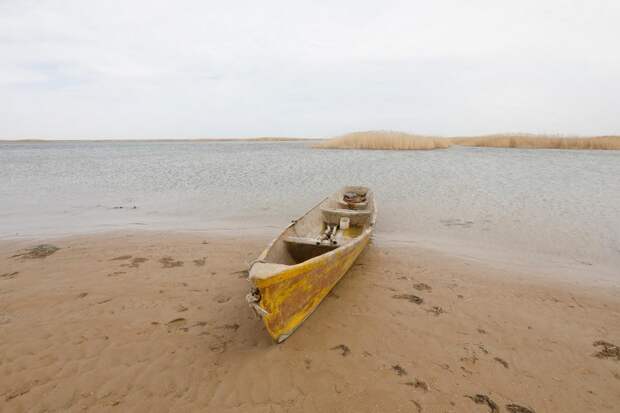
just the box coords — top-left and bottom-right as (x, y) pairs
(592, 340), (620, 360)
(392, 293), (423, 304)
(392, 364), (407, 376)
(120, 257), (148, 268)
(214, 295), (230, 304)
(426, 306), (444, 316)
(0, 272), (19, 280)
(216, 323), (240, 332)
(76, 292), (88, 299)
(166, 318), (187, 332)
(466, 394), (499, 413)
(404, 379), (428, 391)
(506, 404), (536, 413)
(331, 344), (350, 356)
(159, 257), (183, 268)
(209, 340), (228, 353)
(413, 282), (432, 291)
(193, 257), (206, 266)
(110, 255), (132, 261)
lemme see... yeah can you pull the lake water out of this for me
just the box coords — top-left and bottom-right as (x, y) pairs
(2, 141), (619, 270)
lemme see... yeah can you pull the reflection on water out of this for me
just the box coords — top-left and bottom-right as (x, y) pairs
(1, 141), (619, 267)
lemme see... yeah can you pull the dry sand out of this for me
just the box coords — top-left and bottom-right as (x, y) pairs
(1, 231), (619, 412)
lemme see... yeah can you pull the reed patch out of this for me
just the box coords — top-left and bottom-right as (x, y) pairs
(313, 130), (620, 151)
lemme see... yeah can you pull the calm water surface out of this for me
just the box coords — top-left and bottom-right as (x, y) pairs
(2, 141), (619, 268)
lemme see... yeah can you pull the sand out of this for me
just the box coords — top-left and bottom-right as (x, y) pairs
(1, 231), (619, 412)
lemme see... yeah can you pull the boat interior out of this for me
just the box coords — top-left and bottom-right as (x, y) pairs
(256, 186), (375, 272)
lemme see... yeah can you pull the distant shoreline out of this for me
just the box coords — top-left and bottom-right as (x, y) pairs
(4, 131), (620, 150)
(0, 137), (322, 143)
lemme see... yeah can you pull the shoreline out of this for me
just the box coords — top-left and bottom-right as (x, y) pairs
(1, 230), (619, 412)
(4, 227), (618, 286)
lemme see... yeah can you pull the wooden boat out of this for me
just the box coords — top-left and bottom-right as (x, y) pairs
(246, 186), (376, 343)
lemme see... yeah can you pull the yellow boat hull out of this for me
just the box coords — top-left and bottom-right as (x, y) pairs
(253, 232), (370, 342)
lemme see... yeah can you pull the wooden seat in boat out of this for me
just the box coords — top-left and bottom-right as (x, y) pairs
(284, 236), (323, 245)
(320, 206), (372, 226)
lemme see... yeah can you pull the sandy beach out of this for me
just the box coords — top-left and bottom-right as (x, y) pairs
(1, 230), (619, 412)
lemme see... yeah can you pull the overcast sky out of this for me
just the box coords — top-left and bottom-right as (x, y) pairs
(1, 1), (619, 139)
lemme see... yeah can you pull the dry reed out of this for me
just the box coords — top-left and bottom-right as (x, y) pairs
(313, 131), (450, 150)
(452, 133), (620, 150)
(314, 131), (620, 151)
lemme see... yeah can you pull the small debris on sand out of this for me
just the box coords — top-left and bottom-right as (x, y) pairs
(331, 344), (351, 356)
(593, 340), (620, 361)
(392, 293), (423, 304)
(466, 394), (499, 413)
(12, 244), (59, 259)
(392, 364), (407, 376)
(494, 357), (509, 368)
(193, 257), (206, 266)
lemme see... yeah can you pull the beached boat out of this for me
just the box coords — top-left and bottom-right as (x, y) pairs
(246, 186), (376, 343)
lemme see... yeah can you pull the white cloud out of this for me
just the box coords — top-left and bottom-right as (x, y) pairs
(1, 0), (619, 138)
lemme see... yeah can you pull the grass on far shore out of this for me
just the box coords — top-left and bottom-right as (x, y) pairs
(313, 131), (620, 151)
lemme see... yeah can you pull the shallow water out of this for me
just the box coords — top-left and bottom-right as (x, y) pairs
(2, 141), (619, 268)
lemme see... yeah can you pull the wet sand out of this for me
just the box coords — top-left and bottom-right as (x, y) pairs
(1, 231), (619, 412)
